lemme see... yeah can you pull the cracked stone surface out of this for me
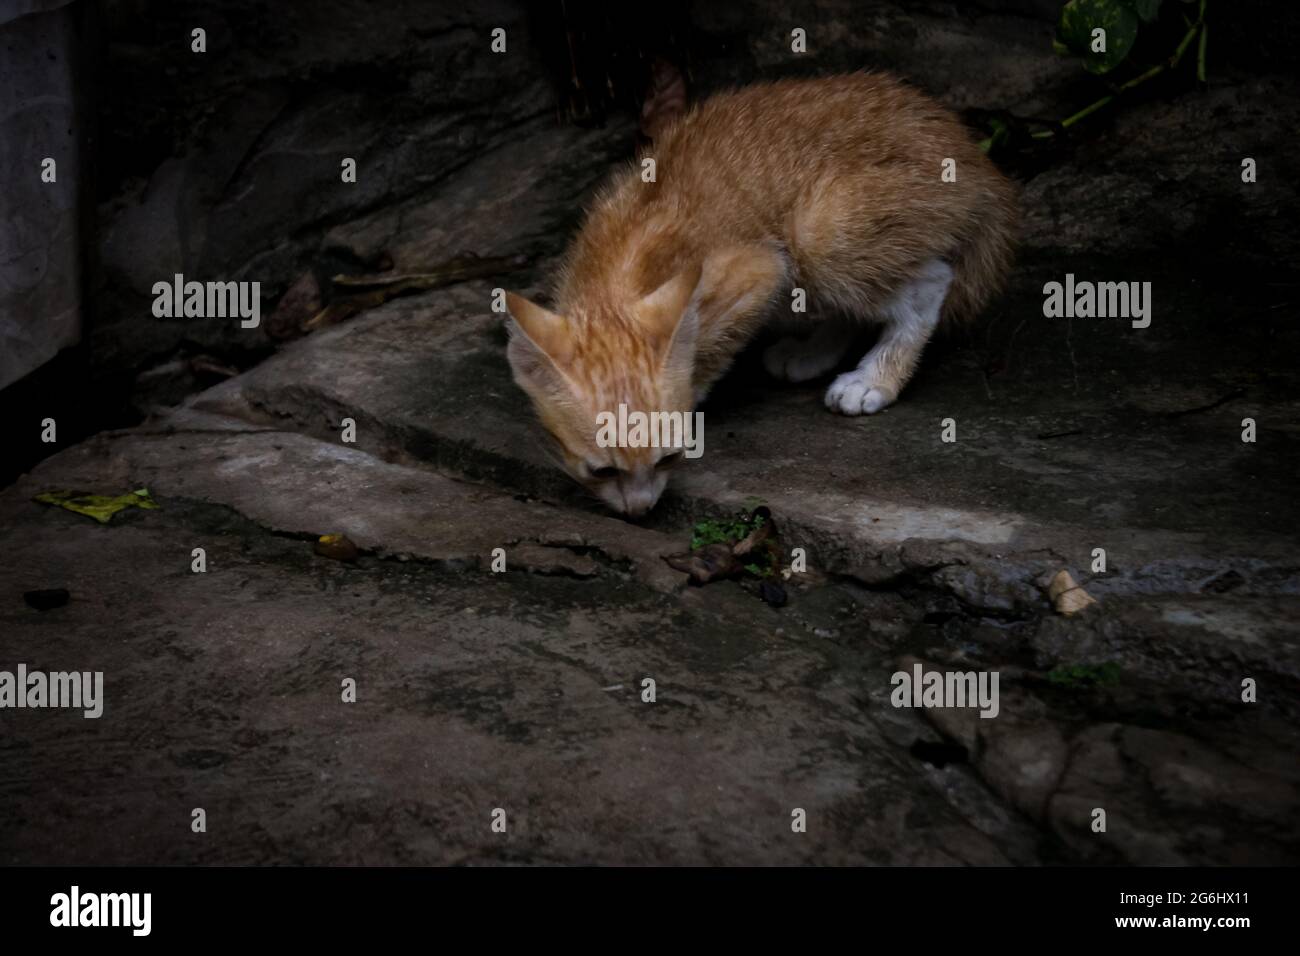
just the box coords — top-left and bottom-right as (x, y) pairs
(2, 427), (1043, 865)
(3, 0), (1298, 865)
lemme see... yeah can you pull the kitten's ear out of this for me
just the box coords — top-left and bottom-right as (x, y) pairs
(637, 261), (703, 346)
(505, 293), (573, 365)
(637, 264), (703, 382)
(504, 293), (573, 395)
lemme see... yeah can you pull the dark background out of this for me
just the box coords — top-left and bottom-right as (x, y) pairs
(1, 1), (1297, 867)
(3, 0), (1297, 485)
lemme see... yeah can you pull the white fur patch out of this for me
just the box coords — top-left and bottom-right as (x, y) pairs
(826, 259), (953, 415)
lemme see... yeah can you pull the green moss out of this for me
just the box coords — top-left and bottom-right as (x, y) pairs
(689, 510), (780, 580)
(690, 513), (762, 551)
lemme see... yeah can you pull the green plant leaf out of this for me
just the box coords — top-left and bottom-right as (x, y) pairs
(691, 514), (758, 550)
(1058, 0), (1140, 74)
(1125, 0), (1163, 23)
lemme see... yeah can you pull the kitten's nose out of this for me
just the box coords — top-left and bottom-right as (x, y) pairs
(622, 487), (657, 518)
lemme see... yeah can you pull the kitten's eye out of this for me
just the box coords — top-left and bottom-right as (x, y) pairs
(589, 465), (621, 481)
(655, 452), (683, 470)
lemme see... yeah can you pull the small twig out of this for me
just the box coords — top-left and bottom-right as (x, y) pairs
(331, 253), (528, 290)
(188, 356), (241, 379)
(1031, 92), (1116, 138)
(1036, 429), (1085, 440)
(303, 253), (532, 332)
(1164, 387), (1247, 419)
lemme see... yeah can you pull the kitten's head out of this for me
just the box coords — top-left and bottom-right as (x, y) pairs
(504, 264), (702, 517)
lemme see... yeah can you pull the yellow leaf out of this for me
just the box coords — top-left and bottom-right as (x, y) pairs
(34, 488), (160, 524)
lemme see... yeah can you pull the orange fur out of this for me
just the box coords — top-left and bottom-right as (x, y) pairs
(507, 72), (1017, 515)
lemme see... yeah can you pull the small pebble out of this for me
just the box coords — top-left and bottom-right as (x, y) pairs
(314, 534), (360, 562)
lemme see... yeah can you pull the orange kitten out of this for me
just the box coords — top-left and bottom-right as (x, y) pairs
(506, 73), (1017, 516)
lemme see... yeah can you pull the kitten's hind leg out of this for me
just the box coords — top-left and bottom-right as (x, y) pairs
(825, 259), (953, 415)
(763, 319), (855, 383)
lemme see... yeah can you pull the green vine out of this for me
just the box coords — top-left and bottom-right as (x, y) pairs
(979, 0), (1208, 154)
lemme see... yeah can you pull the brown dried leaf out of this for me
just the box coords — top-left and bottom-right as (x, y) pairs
(1047, 569), (1097, 616)
(663, 543), (740, 584)
(266, 270), (322, 340)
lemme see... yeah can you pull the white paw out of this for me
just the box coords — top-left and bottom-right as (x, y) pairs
(763, 336), (841, 383)
(824, 372), (896, 415)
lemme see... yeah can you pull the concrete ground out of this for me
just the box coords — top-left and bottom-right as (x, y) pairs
(2, 2), (1297, 865)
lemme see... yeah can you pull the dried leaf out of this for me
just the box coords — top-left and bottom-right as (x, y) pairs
(266, 270), (322, 340)
(663, 543), (740, 583)
(1048, 569), (1097, 615)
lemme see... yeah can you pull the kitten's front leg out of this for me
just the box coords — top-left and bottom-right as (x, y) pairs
(826, 259), (953, 416)
(763, 318), (856, 383)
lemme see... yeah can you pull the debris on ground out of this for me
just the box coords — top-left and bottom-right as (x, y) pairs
(664, 507), (787, 605)
(311, 254), (530, 333)
(33, 488), (159, 524)
(314, 533), (361, 562)
(266, 270), (324, 340)
(1047, 569), (1097, 616)
(267, 254), (532, 339)
(758, 580), (788, 607)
